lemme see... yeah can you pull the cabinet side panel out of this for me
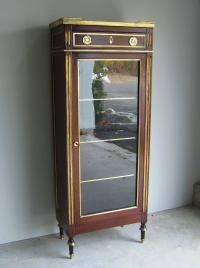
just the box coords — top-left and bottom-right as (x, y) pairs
(51, 26), (66, 50)
(52, 54), (68, 226)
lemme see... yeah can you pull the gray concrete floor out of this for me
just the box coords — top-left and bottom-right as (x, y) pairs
(0, 206), (200, 268)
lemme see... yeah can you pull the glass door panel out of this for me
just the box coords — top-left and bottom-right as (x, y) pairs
(80, 99), (137, 141)
(78, 59), (139, 216)
(80, 139), (136, 181)
(81, 175), (136, 215)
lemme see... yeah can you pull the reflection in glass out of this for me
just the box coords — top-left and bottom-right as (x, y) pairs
(79, 60), (139, 144)
(81, 176), (136, 215)
(80, 99), (137, 141)
(80, 139), (136, 181)
(79, 60), (138, 100)
(79, 59), (139, 216)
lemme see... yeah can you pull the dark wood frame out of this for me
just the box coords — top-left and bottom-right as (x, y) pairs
(50, 19), (153, 257)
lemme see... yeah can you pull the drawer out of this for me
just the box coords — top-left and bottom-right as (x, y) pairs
(73, 32), (147, 49)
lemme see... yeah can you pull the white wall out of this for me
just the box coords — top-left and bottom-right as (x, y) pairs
(0, 0), (199, 244)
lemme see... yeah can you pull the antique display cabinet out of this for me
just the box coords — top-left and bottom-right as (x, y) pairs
(50, 18), (154, 258)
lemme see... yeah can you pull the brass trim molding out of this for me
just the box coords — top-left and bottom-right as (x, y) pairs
(77, 60), (82, 221)
(49, 18), (155, 29)
(143, 54), (152, 213)
(68, 31), (71, 47)
(73, 32), (146, 48)
(65, 31), (68, 48)
(51, 49), (154, 54)
(66, 54), (74, 225)
(136, 61), (141, 207)
(69, 54), (74, 224)
(146, 33), (153, 48)
(65, 56), (71, 222)
(51, 56), (58, 209)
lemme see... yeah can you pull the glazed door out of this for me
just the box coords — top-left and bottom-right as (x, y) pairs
(72, 53), (146, 222)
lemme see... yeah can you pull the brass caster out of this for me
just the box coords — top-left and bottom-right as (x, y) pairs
(140, 223), (147, 242)
(59, 227), (64, 240)
(68, 238), (75, 259)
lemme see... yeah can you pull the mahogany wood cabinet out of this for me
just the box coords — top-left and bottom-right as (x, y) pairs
(50, 18), (154, 258)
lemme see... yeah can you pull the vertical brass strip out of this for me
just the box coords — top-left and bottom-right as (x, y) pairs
(69, 54), (74, 224)
(149, 33), (152, 48)
(66, 54), (74, 224)
(52, 56), (58, 209)
(66, 29), (73, 223)
(143, 54), (152, 213)
(77, 60), (82, 217)
(146, 33), (149, 48)
(68, 31), (71, 47)
(146, 33), (152, 49)
(65, 30), (68, 48)
(66, 55), (71, 223)
(136, 60), (141, 208)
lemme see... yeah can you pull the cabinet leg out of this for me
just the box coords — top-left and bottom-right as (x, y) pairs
(68, 238), (75, 259)
(59, 227), (64, 240)
(140, 223), (147, 243)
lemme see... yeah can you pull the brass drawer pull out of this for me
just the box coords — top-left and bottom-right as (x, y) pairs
(129, 36), (138, 47)
(109, 36), (114, 44)
(82, 35), (92, 45)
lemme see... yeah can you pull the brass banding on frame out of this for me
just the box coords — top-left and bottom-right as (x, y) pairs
(143, 54), (152, 213)
(73, 32), (146, 48)
(51, 49), (153, 53)
(49, 18), (155, 29)
(66, 54), (74, 225)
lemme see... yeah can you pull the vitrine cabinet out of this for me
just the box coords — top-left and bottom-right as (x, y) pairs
(50, 18), (154, 258)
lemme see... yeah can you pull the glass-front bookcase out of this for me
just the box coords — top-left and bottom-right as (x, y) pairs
(50, 18), (154, 258)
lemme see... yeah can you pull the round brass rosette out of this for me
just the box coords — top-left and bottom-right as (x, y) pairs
(129, 36), (138, 47)
(83, 35), (92, 45)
